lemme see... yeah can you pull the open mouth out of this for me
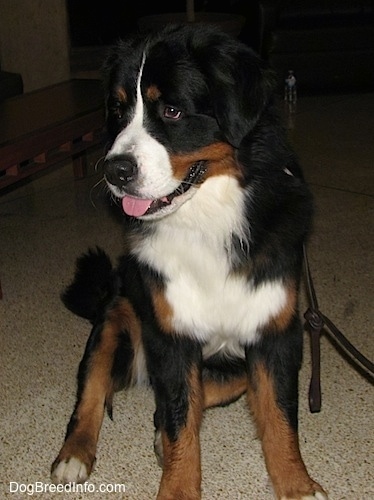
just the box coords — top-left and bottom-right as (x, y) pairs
(121, 161), (207, 217)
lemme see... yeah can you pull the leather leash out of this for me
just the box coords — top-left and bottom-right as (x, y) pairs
(303, 245), (374, 413)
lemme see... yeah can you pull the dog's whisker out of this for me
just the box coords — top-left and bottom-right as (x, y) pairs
(174, 181), (197, 196)
(176, 176), (205, 194)
(111, 192), (120, 205)
(89, 177), (106, 208)
(94, 155), (106, 172)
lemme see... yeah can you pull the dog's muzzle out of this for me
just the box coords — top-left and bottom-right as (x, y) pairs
(103, 155), (207, 218)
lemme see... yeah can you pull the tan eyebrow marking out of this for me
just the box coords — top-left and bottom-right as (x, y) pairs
(116, 86), (127, 103)
(146, 85), (161, 101)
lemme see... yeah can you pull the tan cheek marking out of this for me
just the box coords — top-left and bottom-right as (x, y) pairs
(170, 142), (242, 182)
(146, 84), (161, 101)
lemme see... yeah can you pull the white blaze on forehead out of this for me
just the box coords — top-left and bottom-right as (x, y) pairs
(109, 53), (146, 155)
(106, 53), (179, 199)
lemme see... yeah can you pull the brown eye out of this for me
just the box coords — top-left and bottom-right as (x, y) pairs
(164, 106), (182, 120)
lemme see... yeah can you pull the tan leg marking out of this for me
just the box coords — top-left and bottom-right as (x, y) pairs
(203, 374), (248, 409)
(119, 299), (144, 385)
(52, 299), (141, 482)
(247, 362), (326, 499)
(157, 366), (203, 500)
(52, 322), (119, 480)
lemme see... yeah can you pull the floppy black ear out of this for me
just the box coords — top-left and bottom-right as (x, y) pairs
(202, 40), (276, 148)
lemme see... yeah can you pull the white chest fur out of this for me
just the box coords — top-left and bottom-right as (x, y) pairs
(135, 176), (287, 358)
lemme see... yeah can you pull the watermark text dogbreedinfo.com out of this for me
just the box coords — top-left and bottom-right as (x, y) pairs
(9, 481), (126, 496)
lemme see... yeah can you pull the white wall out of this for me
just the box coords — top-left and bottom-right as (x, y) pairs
(0, 0), (70, 92)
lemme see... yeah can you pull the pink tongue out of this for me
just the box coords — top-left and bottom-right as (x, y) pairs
(122, 195), (153, 217)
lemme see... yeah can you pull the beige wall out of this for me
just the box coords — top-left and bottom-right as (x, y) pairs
(0, 0), (70, 92)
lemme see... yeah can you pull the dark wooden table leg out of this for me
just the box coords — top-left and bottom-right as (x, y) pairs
(72, 151), (87, 179)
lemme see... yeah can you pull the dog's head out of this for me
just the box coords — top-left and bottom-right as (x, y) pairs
(102, 24), (275, 220)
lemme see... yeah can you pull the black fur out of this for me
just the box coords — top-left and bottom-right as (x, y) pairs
(62, 247), (117, 322)
(52, 24), (326, 499)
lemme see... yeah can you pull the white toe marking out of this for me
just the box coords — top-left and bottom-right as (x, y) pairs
(313, 493), (328, 500)
(52, 457), (88, 484)
(281, 493), (328, 500)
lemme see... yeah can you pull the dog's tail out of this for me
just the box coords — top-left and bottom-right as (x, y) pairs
(62, 247), (118, 323)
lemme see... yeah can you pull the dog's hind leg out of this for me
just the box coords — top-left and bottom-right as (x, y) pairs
(245, 324), (327, 500)
(202, 356), (248, 409)
(51, 298), (143, 484)
(203, 374), (248, 408)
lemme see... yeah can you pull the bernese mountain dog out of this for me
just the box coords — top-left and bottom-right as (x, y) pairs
(51, 24), (327, 499)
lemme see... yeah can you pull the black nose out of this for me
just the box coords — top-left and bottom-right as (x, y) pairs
(104, 154), (137, 188)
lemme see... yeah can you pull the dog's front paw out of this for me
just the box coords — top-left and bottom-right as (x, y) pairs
(51, 456), (91, 484)
(51, 434), (96, 484)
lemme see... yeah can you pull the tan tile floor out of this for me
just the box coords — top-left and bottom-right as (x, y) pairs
(0, 93), (373, 499)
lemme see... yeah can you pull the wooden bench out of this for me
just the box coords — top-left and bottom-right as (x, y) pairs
(0, 79), (105, 189)
(0, 79), (106, 298)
